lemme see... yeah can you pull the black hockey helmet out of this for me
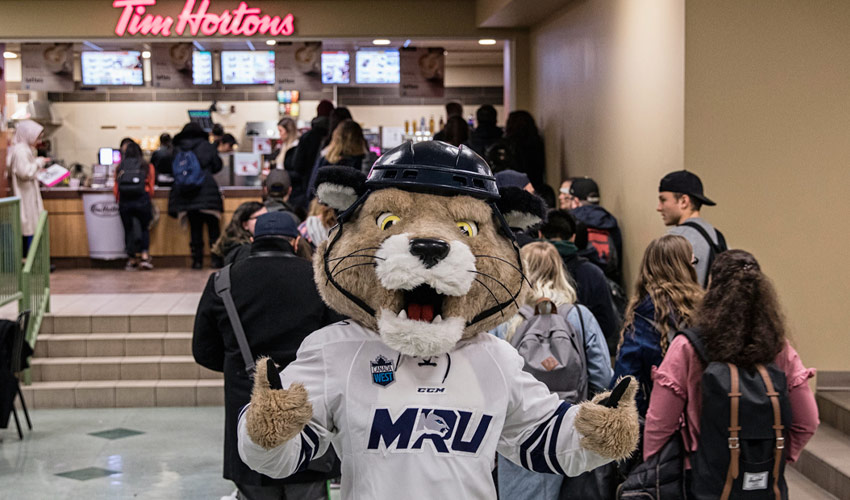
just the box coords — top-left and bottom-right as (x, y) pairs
(366, 141), (499, 201)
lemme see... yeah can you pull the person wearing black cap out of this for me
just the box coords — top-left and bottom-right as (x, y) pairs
(193, 211), (341, 500)
(569, 177), (624, 286)
(658, 170), (727, 287)
(217, 133), (238, 154)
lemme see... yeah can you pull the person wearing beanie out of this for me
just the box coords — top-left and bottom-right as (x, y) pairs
(657, 170), (727, 287)
(291, 100), (336, 209)
(193, 210), (342, 500)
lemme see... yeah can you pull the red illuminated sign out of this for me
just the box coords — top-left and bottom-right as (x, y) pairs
(113, 0), (295, 37)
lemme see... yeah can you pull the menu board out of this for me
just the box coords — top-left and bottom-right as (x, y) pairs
(321, 51), (350, 85)
(275, 42), (324, 91)
(399, 47), (445, 98)
(151, 44), (211, 88)
(355, 49), (400, 84)
(20, 43), (75, 91)
(221, 51), (276, 85)
(81, 51), (144, 86)
(192, 51), (213, 85)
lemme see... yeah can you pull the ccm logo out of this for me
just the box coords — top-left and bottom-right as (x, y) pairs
(418, 388), (445, 393)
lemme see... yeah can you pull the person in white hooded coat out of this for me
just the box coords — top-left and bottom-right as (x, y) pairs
(6, 120), (48, 253)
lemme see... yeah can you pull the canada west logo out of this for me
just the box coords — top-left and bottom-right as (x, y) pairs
(367, 407), (493, 456)
(370, 355), (395, 387)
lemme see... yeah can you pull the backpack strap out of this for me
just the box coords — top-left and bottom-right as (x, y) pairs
(677, 328), (708, 363)
(679, 221), (724, 254)
(213, 265), (255, 375)
(721, 362), (742, 500)
(756, 364), (785, 500)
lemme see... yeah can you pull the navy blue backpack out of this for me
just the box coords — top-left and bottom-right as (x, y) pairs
(172, 148), (205, 190)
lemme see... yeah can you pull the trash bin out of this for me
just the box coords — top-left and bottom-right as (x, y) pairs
(82, 192), (126, 260)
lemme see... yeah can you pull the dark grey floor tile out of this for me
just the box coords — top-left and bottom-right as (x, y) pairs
(88, 428), (145, 440)
(55, 467), (120, 481)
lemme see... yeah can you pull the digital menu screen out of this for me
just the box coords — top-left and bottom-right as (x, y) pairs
(355, 49), (400, 84)
(321, 51), (350, 84)
(81, 51), (144, 86)
(220, 51), (276, 85)
(192, 51), (213, 85)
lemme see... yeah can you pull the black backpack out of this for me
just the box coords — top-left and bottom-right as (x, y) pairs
(117, 159), (147, 200)
(679, 221), (728, 287)
(680, 329), (791, 500)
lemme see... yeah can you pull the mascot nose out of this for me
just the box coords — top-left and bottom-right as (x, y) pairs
(409, 238), (450, 268)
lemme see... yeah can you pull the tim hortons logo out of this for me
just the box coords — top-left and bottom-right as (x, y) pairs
(113, 0), (295, 37)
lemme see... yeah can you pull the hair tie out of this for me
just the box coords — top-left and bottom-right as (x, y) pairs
(742, 263), (754, 271)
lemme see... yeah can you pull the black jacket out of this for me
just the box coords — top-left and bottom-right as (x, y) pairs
(150, 145), (174, 186)
(572, 204), (624, 285)
(291, 116), (330, 208)
(466, 124), (503, 157)
(192, 237), (342, 485)
(167, 123), (223, 217)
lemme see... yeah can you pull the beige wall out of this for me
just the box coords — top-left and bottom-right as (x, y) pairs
(684, 0), (850, 371)
(529, 0), (685, 292)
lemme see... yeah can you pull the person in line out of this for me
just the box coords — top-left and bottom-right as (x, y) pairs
(211, 123), (225, 148)
(151, 132), (174, 186)
(211, 201), (267, 266)
(6, 120), (48, 256)
(168, 122), (224, 269)
(503, 110), (546, 190)
(320, 107), (353, 150)
(558, 179), (573, 210)
(297, 199), (336, 249)
(273, 117), (299, 170)
(433, 101), (463, 142)
(643, 250), (818, 486)
(466, 104), (503, 157)
(291, 100), (334, 208)
(539, 210), (620, 356)
(193, 212), (342, 500)
(306, 119), (368, 199)
(119, 137), (136, 157)
(493, 241), (614, 500)
(568, 177), (624, 286)
(612, 234), (703, 417)
(443, 115), (470, 147)
(113, 141), (155, 271)
(217, 134), (238, 154)
(658, 170), (725, 287)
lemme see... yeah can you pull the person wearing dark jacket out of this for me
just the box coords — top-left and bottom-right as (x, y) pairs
(168, 122), (224, 269)
(291, 100), (334, 209)
(151, 133), (174, 186)
(193, 212), (342, 500)
(494, 110), (546, 191)
(540, 210), (620, 356)
(568, 177), (624, 285)
(466, 104), (503, 157)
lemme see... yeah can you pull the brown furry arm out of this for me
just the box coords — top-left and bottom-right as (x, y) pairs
(245, 356), (314, 450)
(574, 376), (640, 460)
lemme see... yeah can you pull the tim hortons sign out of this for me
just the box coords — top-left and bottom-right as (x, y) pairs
(113, 0), (295, 37)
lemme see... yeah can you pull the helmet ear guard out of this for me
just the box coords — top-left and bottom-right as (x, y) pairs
(315, 166), (368, 212)
(495, 187), (547, 231)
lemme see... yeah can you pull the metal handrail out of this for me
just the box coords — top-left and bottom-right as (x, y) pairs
(0, 197), (23, 309)
(21, 210), (50, 349)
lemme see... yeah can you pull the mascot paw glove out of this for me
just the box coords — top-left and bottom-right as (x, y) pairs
(574, 376), (640, 460)
(245, 356), (313, 450)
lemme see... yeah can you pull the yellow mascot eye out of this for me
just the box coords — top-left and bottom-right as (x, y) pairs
(456, 220), (478, 237)
(377, 212), (401, 231)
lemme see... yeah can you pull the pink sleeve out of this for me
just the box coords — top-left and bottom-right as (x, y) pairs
(643, 336), (691, 461)
(775, 343), (819, 462)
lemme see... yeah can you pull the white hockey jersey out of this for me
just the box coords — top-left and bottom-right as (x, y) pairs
(238, 320), (610, 499)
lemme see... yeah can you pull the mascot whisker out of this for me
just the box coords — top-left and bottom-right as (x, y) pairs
(237, 141), (639, 498)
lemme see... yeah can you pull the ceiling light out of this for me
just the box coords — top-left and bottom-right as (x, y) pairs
(478, 39), (497, 46)
(266, 40), (276, 46)
(3, 51), (18, 59)
(142, 51), (151, 59)
(372, 39), (391, 46)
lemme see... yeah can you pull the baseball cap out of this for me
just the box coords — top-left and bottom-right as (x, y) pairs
(569, 177), (600, 204)
(659, 170), (716, 206)
(253, 212), (299, 239)
(264, 169), (291, 195)
(494, 170), (531, 190)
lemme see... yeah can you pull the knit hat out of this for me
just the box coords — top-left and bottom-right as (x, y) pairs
(254, 212), (299, 239)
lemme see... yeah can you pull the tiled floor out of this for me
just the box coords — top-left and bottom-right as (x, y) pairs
(49, 268), (216, 294)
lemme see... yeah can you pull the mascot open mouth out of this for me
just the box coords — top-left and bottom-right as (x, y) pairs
(402, 285), (445, 323)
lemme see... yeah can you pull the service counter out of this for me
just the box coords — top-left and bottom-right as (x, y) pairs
(41, 186), (262, 259)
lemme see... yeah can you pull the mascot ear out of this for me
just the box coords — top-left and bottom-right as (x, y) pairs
(315, 166), (367, 211)
(496, 187), (547, 231)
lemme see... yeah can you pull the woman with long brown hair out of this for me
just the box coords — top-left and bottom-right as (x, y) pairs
(643, 250), (818, 481)
(306, 118), (368, 198)
(612, 234), (704, 416)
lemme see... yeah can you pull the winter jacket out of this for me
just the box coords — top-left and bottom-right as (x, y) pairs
(466, 124), (503, 157)
(551, 240), (620, 356)
(192, 236), (342, 485)
(571, 204), (623, 285)
(611, 296), (665, 417)
(150, 145), (174, 186)
(291, 116), (330, 208)
(167, 123), (223, 218)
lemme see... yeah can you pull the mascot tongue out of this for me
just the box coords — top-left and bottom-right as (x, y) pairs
(407, 303), (434, 322)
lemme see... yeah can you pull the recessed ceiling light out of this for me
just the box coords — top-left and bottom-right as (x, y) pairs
(141, 51), (151, 59)
(478, 39), (497, 46)
(266, 40), (276, 46)
(3, 51), (18, 59)
(372, 39), (391, 46)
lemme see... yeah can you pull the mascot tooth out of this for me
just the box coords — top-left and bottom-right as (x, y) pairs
(238, 141), (639, 498)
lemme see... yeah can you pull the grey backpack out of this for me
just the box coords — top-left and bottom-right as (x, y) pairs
(510, 299), (588, 403)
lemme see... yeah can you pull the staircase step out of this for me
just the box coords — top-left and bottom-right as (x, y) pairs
(793, 424), (850, 500)
(19, 379), (223, 409)
(787, 467), (839, 500)
(46, 313), (195, 334)
(34, 332), (193, 358)
(30, 356), (222, 382)
(818, 392), (850, 436)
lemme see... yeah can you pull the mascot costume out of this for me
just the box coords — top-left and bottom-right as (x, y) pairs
(237, 142), (639, 498)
